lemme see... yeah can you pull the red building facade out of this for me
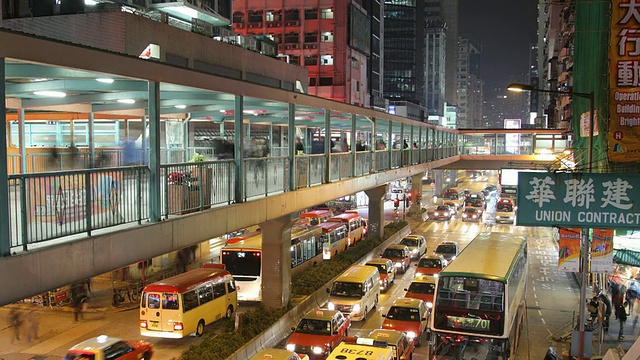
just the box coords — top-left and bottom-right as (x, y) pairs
(232, 0), (370, 107)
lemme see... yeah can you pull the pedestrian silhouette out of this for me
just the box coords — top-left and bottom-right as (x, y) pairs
(26, 310), (39, 342)
(9, 308), (23, 343)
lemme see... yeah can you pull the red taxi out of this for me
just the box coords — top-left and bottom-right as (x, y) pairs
(286, 309), (351, 359)
(365, 258), (396, 292)
(404, 275), (436, 308)
(65, 335), (153, 360)
(381, 244), (411, 274)
(367, 329), (415, 360)
(415, 254), (447, 276)
(381, 298), (430, 346)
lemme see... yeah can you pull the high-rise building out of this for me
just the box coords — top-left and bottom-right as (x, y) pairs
(440, 0), (459, 105)
(456, 37), (482, 128)
(425, 20), (446, 117)
(383, 0), (426, 110)
(232, 0), (383, 108)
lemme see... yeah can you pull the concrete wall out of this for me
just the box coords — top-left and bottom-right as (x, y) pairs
(227, 225), (412, 360)
(0, 158), (455, 305)
(1, 12), (308, 91)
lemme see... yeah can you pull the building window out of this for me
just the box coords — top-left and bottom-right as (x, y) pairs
(321, 8), (334, 19)
(289, 55), (301, 65)
(304, 32), (318, 43)
(321, 55), (333, 65)
(284, 9), (300, 21)
(266, 10), (275, 22)
(351, 57), (359, 69)
(309, 78), (317, 86)
(233, 11), (243, 23)
(321, 31), (333, 42)
(319, 77), (333, 86)
(304, 55), (318, 66)
(284, 32), (299, 43)
(305, 8), (318, 19)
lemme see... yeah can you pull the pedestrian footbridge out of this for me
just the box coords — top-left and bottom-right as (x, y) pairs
(0, 29), (573, 305)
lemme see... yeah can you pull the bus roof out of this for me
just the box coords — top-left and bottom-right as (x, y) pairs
(328, 212), (361, 222)
(143, 267), (231, 293)
(223, 232), (262, 250)
(300, 210), (332, 218)
(319, 222), (347, 232)
(439, 232), (526, 282)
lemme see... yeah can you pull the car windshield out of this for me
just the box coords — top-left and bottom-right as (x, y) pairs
(464, 208), (478, 213)
(497, 203), (513, 212)
(386, 306), (421, 321)
(65, 354), (96, 360)
(418, 258), (441, 268)
(436, 244), (456, 254)
(368, 263), (387, 273)
(383, 249), (405, 258)
(401, 238), (419, 247)
(295, 318), (331, 335)
(330, 281), (363, 298)
(436, 206), (449, 211)
(408, 282), (436, 294)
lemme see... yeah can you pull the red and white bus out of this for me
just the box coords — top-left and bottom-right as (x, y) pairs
(139, 264), (237, 338)
(319, 221), (349, 260)
(326, 212), (367, 247)
(298, 209), (333, 226)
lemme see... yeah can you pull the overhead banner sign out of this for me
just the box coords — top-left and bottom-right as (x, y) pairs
(517, 172), (640, 229)
(558, 228), (581, 272)
(609, 0), (640, 162)
(591, 229), (614, 273)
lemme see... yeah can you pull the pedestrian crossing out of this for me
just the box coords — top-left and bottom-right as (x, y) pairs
(412, 220), (552, 239)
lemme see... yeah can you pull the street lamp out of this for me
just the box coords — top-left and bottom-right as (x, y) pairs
(508, 83), (595, 360)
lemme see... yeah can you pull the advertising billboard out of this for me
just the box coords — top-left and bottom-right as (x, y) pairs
(350, 5), (371, 55)
(609, 0), (640, 162)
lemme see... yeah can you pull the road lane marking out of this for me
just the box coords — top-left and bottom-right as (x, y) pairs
(547, 328), (553, 336)
(533, 286), (536, 292)
(541, 318), (546, 325)
(538, 310), (543, 316)
(534, 293), (537, 299)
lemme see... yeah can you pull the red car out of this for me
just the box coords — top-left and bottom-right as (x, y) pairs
(286, 309), (351, 359)
(381, 298), (430, 346)
(415, 254), (448, 276)
(381, 244), (411, 274)
(65, 335), (153, 360)
(404, 275), (437, 308)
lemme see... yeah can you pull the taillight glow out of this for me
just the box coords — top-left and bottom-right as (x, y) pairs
(173, 322), (184, 331)
(140, 320), (147, 328)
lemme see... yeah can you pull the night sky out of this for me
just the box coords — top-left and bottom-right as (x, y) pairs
(459, 0), (539, 98)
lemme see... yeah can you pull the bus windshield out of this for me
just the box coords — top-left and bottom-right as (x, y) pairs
(221, 250), (261, 276)
(330, 281), (363, 298)
(306, 217), (321, 226)
(431, 335), (507, 360)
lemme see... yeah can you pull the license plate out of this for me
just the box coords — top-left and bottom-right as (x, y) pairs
(150, 321), (160, 328)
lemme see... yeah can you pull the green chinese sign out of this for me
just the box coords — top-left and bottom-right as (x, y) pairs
(517, 172), (640, 229)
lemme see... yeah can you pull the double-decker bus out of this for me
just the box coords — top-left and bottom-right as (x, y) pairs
(139, 264), (237, 338)
(430, 232), (527, 360)
(221, 225), (322, 301)
(327, 212), (367, 247)
(320, 221), (349, 260)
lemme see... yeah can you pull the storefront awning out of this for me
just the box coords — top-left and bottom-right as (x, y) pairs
(614, 249), (640, 267)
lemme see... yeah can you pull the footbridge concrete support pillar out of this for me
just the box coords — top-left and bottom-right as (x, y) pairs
(409, 174), (423, 212)
(365, 185), (388, 239)
(260, 214), (297, 308)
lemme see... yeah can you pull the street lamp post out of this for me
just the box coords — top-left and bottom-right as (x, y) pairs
(508, 83), (595, 360)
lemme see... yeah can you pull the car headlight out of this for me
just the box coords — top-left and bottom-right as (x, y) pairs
(286, 344), (296, 352)
(395, 262), (402, 267)
(406, 331), (417, 339)
(434, 212), (440, 216)
(353, 304), (361, 312)
(510, 216), (515, 220)
(327, 302), (335, 310)
(451, 256), (456, 260)
(427, 302), (433, 308)
(312, 346), (323, 355)
(495, 215), (501, 219)
(412, 249), (418, 254)
(462, 213), (467, 218)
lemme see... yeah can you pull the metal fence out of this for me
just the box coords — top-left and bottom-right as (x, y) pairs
(8, 166), (149, 248)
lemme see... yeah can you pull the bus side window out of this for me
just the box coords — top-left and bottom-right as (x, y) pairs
(198, 285), (214, 304)
(213, 282), (226, 299)
(227, 279), (236, 293)
(141, 292), (147, 308)
(183, 290), (199, 312)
